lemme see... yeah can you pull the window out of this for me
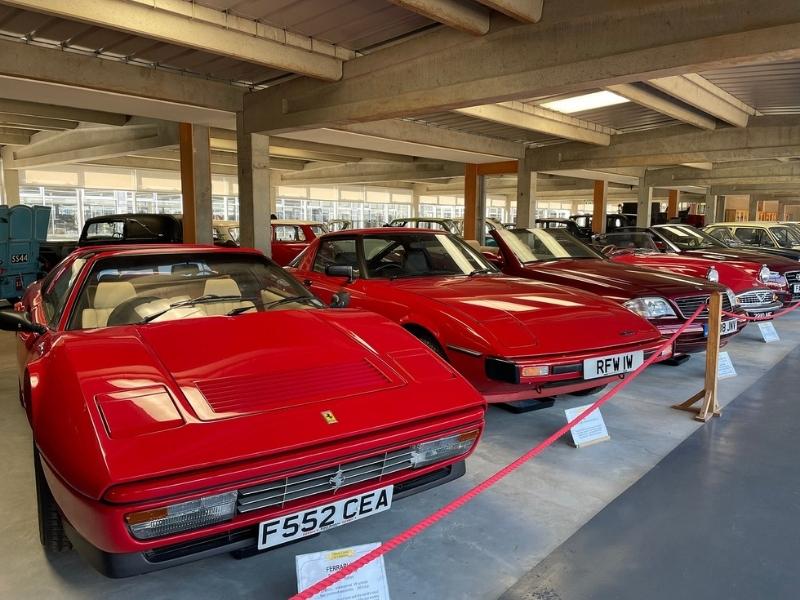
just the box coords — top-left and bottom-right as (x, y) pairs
(42, 258), (86, 326)
(273, 225), (306, 242)
(770, 226), (800, 248)
(85, 220), (124, 240)
(734, 227), (772, 247)
(314, 239), (358, 273)
(363, 233), (491, 279)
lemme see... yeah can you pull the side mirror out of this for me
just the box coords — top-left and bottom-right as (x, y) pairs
(0, 310), (46, 334)
(330, 291), (351, 308)
(325, 264), (356, 283)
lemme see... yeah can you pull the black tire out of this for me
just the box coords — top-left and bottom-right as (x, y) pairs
(570, 384), (608, 397)
(412, 331), (447, 360)
(34, 444), (72, 552)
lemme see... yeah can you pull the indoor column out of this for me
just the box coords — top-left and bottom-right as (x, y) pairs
(463, 163), (480, 240)
(748, 196), (758, 220)
(636, 171), (653, 227)
(0, 155), (20, 206)
(179, 123), (213, 244)
(667, 189), (680, 220)
(592, 180), (608, 234)
(704, 192), (718, 225)
(515, 155), (536, 228)
(236, 113), (270, 255)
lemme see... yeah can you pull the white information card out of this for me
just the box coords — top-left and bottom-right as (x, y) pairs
(717, 351), (737, 379)
(564, 404), (610, 448)
(296, 542), (390, 600)
(757, 321), (780, 343)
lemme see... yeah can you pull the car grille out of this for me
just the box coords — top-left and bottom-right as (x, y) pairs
(737, 290), (775, 307)
(673, 294), (733, 319)
(236, 447), (415, 514)
(785, 271), (800, 299)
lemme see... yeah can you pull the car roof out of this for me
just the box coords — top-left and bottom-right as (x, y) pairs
(69, 244), (264, 259)
(710, 221), (786, 227)
(322, 227), (451, 237)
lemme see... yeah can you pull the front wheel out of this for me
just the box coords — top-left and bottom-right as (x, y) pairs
(34, 444), (72, 552)
(570, 384), (608, 397)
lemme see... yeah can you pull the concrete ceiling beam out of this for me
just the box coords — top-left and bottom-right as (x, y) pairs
(389, 0), (490, 35)
(2, 120), (179, 169)
(243, 0), (800, 133)
(606, 83), (717, 130)
(0, 127), (32, 145)
(647, 75), (752, 127)
(528, 116), (800, 171)
(3, 0), (344, 80)
(648, 161), (800, 187)
(277, 161), (464, 185)
(455, 102), (613, 145)
(474, 0), (543, 22)
(338, 119), (525, 160)
(0, 99), (128, 126)
(0, 113), (79, 131)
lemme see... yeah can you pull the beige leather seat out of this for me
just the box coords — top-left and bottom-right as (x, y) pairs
(203, 278), (254, 316)
(81, 281), (136, 329)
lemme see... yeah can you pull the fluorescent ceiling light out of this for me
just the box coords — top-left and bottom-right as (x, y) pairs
(541, 91), (630, 114)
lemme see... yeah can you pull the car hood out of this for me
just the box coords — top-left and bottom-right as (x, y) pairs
(515, 259), (717, 304)
(391, 275), (660, 355)
(44, 310), (484, 498)
(683, 247), (800, 272)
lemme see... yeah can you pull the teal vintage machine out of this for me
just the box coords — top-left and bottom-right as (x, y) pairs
(0, 205), (51, 302)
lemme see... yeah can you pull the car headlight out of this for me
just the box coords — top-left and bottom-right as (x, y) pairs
(759, 265), (770, 283)
(410, 430), (479, 468)
(126, 491), (238, 540)
(623, 297), (677, 319)
(758, 266), (787, 285)
(706, 267), (719, 283)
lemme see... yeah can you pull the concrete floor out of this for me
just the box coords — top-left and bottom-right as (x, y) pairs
(0, 312), (798, 599)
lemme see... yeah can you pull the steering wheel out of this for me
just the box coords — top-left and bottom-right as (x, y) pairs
(106, 296), (161, 326)
(371, 263), (405, 276)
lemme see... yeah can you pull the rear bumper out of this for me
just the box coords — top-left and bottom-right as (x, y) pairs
(65, 462), (464, 578)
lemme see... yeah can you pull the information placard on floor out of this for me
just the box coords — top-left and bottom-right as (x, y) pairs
(564, 404), (610, 448)
(758, 321), (780, 343)
(717, 351), (737, 379)
(296, 542), (390, 600)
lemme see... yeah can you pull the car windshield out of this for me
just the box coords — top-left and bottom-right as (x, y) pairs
(594, 232), (663, 253)
(771, 226), (800, 247)
(655, 225), (722, 250)
(706, 227), (743, 246)
(68, 252), (322, 330)
(497, 228), (601, 262)
(363, 233), (496, 278)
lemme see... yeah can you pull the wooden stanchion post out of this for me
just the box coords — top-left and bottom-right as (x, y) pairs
(672, 291), (722, 421)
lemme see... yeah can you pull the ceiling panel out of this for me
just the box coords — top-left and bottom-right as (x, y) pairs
(701, 60), (800, 115)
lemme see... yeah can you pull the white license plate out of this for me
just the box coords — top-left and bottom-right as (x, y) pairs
(257, 486), (393, 550)
(793, 284), (800, 294)
(720, 319), (738, 335)
(753, 312), (773, 321)
(583, 350), (644, 380)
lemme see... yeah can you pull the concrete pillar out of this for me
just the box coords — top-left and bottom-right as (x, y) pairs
(269, 184), (277, 216)
(704, 192), (718, 225)
(464, 164), (479, 240)
(236, 113), (270, 255)
(411, 183), (424, 218)
(179, 123), (213, 244)
(667, 189), (680, 219)
(777, 200), (787, 221)
(716, 195), (727, 223)
(636, 171), (653, 228)
(515, 156), (536, 228)
(592, 180), (608, 234)
(0, 159), (20, 206)
(748, 196), (758, 221)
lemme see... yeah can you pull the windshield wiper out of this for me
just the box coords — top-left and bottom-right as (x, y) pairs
(140, 294), (242, 323)
(262, 296), (320, 310)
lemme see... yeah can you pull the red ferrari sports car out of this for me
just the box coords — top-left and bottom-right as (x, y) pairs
(486, 228), (746, 356)
(596, 230), (785, 320)
(2, 245), (485, 577)
(288, 228), (671, 405)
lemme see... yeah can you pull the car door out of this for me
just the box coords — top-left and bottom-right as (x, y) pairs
(271, 225), (309, 265)
(294, 237), (366, 305)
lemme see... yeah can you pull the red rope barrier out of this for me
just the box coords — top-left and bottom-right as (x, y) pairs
(722, 299), (800, 322)
(290, 302), (708, 600)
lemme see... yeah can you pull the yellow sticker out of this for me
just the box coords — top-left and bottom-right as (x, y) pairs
(327, 549), (355, 560)
(321, 410), (338, 424)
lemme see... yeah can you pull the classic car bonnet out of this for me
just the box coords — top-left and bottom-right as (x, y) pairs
(48, 309), (483, 498)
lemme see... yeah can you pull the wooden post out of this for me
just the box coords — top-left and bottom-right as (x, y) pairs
(464, 163), (479, 240)
(667, 189), (680, 219)
(592, 180), (608, 234)
(672, 291), (722, 421)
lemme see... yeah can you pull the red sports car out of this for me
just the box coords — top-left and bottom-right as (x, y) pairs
(486, 228), (746, 356)
(597, 230), (784, 320)
(288, 228), (671, 404)
(271, 220), (327, 266)
(3, 245), (485, 577)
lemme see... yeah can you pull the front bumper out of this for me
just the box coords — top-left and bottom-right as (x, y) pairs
(63, 462), (464, 578)
(655, 312), (747, 354)
(742, 299), (784, 320)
